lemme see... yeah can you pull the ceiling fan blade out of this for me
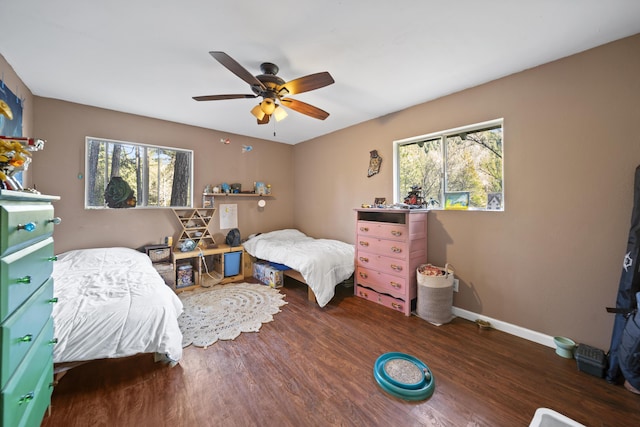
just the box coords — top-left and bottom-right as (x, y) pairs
(193, 94), (257, 101)
(280, 98), (330, 120)
(279, 72), (334, 96)
(209, 51), (266, 91)
(257, 114), (270, 125)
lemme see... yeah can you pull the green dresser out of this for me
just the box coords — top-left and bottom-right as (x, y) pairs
(0, 190), (60, 427)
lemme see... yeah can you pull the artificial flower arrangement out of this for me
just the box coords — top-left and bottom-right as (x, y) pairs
(0, 136), (45, 191)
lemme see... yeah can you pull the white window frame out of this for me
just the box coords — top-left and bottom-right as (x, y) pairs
(393, 118), (504, 211)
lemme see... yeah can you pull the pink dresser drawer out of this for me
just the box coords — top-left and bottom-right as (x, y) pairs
(356, 251), (408, 277)
(357, 221), (407, 241)
(356, 266), (407, 299)
(356, 237), (407, 259)
(355, 285), (406, 314)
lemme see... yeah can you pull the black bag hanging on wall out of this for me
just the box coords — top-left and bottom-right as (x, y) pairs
(225, 228), (241, 247)
(606, 165), (640, 384)
(618, 292), (640, 390)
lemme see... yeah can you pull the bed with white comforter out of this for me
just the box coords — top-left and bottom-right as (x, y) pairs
(52, 247), (184, 366)
(242, 229), (355, 307)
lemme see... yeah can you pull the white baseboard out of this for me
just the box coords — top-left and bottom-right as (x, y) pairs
(452, 306), (556, 348)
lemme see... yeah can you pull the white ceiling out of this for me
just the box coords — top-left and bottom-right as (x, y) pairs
(2, 1), (639, 145)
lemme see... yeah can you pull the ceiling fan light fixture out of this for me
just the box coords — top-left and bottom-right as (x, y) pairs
(260, 98), (276, 115)
(250, 104), (266, 120)
(273, 105), (288, 122)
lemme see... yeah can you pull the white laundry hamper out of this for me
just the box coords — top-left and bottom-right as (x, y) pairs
(416, 264), (455, 325)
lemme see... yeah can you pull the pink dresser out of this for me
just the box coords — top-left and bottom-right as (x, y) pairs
(354, 208), (428, 315)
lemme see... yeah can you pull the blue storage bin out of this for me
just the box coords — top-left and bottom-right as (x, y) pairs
(224, 251), (242, 277)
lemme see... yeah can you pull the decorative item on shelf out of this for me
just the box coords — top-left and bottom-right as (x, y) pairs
(444, 191), (470, 210)
(404, 185), (424, 207)
(231, 183), (241, 193)
(486, 192), (502, 210)
(426, 197), (439, 209)
(221, 183), (230, 194)
(266, 184), (271, 195)
(202, 193), (215, 208)
(374, 197), (386, 208)
(255, 181), (266, 195)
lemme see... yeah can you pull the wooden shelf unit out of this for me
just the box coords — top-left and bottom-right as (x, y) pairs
(171, 244), (245, 292)
(171, 208), (216, 250)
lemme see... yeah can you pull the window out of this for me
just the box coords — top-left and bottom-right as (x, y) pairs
(393, 119), (503, 211)
(85, 137), (193, 209)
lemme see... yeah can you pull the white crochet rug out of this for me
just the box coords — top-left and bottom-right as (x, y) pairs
(177, 282), (287, 348)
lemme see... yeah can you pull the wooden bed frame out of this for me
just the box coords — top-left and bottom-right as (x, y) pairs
(283, 269), (316, 303)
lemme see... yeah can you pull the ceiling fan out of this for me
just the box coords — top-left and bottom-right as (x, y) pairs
(193, 51), (334, 125)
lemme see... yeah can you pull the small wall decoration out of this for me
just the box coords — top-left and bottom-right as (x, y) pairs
(486, 192), (502, 210)
(444, 192), (470, 210)
(0, 80), (23, 137)
(367, 149), (382, 177)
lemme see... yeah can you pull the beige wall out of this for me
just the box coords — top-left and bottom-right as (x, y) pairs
(4, 33), (639, 350)
(29, 98), (295, 253)
(293, 34), (640, 349)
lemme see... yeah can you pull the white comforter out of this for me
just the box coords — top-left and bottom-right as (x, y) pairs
(242, 229), (355, 307)
(52, 247), (184, 364)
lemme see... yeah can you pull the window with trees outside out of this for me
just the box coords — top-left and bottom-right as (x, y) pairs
(394, 119), (503, 211)
(85, 137), (193, 209)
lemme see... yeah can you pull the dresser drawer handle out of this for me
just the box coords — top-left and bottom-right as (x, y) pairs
(17, 275), (31, 284)
(48, 256), (58, 262)
(48, 297), (58, 304)
(391, 230), (402, 237)
(358, 256), (369, 263)
(359, 272), (368, 279)
(47, 217), (62, 225)
(17, 222), (36, 232)
(390, 265), (403, 272)
(49, 338), (59, 345)
(359, 226), (369, 232)
(391, 247), (402, 253)
(18, 391), (35, 405)
(358, 290), (369, 298)
(390, 282), (401, 289)
(359, 241), (369, 247)
(391, 302), (403, 310)
(18, 334), (33, 343)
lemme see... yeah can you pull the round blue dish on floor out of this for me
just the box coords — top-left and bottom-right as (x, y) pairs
(373, 352), (435, 401)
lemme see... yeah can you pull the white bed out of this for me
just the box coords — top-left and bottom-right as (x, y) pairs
(242, 229), (355, 307)
(51, 247), (184, 368)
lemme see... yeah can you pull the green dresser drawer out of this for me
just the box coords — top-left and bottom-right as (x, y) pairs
(1, 318), (54, 427)
(1, 278), (55, 389)
(0, 202), (56, 257)
(22, 360), (53, 427)
(0, 238), (55, 323)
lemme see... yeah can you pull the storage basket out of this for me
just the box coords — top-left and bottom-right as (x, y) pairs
(416, 263), (455, 325)
(146, 245), (171, 263)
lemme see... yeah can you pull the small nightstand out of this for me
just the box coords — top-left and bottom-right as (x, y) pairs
(144, 245), (174, 287)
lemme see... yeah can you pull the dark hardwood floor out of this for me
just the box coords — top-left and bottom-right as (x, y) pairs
(42, 279), (639, 427)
